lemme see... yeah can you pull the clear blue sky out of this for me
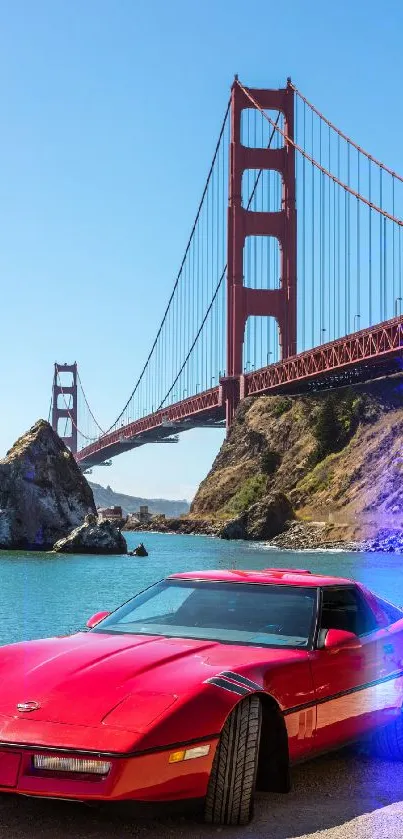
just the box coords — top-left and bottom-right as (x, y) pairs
(1, 0), (402, 501)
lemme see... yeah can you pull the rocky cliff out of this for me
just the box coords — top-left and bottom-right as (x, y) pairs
(187, 376), (403, 548)
(0, 420), (96, 550)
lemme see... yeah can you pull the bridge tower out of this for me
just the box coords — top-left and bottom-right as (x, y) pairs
(51, 363), (78, 454)
(222, 78), (296, 426)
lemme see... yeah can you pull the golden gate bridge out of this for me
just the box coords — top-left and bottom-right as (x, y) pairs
(49, 78), (403, 471)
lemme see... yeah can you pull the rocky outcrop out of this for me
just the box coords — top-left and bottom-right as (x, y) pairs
(219, 514), (248, 540)
(265, 522), (403, 553)
(0, 421), (96, 550)
(246, 493), (294, 540)
(267, 521), (342, 550)
(53, 515), (127, 554)
(169, 376), (403, 548)
(220, 492), (293, 541)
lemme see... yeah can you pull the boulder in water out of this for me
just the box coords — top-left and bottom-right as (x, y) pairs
(129, 542), (148, 557)
(0, 420), (96, 550)
(53, 516), (127, 555)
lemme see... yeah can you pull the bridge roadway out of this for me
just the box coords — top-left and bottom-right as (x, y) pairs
(76, 315), (403, 470)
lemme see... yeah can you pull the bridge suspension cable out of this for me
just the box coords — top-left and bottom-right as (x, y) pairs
(64, 77), (403, 462)
(236, 78), (403, 353)
(158, 113), (281, 409)
(237, 81), (403, 226)
(69, 97), (283, 451)
(76, 370), (105, 436)
(101, 98), (232, 435)
(290, 82), (403, 183)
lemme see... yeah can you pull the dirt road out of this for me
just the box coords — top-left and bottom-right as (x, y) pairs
(1, 751), (402, 839)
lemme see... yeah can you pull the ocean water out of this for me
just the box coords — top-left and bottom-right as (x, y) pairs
(1, 531), (403, 647)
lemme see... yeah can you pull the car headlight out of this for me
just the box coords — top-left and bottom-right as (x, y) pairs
(33, 755), (111, 775)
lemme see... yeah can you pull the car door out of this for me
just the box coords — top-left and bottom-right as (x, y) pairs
(385, 616), (403, 719)
(360, 587), (403, 681)
(308, 585), (395, 752)
(377, 596), (403, 717)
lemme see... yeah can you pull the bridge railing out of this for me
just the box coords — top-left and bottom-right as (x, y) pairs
(243, 314), (403, 397)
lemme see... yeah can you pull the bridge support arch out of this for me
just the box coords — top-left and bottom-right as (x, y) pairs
(223, 78), (296, 427)
(51, 362), (78, 454)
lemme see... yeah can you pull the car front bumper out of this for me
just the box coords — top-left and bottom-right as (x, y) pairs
(0, 738), (219, 803)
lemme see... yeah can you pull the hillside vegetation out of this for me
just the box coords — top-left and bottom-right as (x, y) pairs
(190, 376), (403, 546)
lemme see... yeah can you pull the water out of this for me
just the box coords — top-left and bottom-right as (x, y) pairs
(1, 531), (403, 647)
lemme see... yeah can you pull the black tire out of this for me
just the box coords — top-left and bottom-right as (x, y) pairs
(204, 695), (262, 826)
(372, 712), (403, 761)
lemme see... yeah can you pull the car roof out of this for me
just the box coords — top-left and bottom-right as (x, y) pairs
(168, 569), (354, 587)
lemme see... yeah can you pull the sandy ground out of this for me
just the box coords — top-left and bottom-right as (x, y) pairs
(0, 750), (402, 839)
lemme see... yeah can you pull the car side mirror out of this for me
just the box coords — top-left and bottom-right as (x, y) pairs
(86, 611), (111, 629)
(323, 628), (362, 651)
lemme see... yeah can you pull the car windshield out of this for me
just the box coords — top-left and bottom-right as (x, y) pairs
(92, 580), (318, 649)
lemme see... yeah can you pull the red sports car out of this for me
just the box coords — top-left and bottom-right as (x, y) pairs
(0, 568), (403, 825)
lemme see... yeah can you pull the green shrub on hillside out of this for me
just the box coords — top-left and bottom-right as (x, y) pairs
(261, 449), (281, 475)
(296, 454), (337, 495)
(271, 397), (292, 417)
(313, 396), (341, 461)
(221, 473), (266, 517)
(310, 391), (363, 465)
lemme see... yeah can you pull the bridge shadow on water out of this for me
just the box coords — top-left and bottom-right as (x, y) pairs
(1, 749), (402, 839)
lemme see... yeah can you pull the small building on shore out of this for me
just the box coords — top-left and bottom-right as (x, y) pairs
(97, 505), (123, 523)
(138, 505), (150, 524)
(126, 505), (153, 528)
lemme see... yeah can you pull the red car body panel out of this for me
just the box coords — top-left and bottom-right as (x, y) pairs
(169, 569), (353, 586)
(0, 568), (402, 804)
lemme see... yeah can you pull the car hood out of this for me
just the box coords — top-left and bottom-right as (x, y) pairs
(0, 631), (305, 731)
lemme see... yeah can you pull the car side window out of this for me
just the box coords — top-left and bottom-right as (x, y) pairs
(372, 595), (403, 627)
(320, 587), (379, 637)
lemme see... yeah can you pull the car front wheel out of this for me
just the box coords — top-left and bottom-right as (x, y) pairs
(204, 695), (262, 826)
(372, 711), (403, 760)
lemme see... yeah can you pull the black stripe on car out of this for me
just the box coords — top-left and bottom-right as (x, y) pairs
(204, 676), (250, 696)
(220, 671), (262, 691)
